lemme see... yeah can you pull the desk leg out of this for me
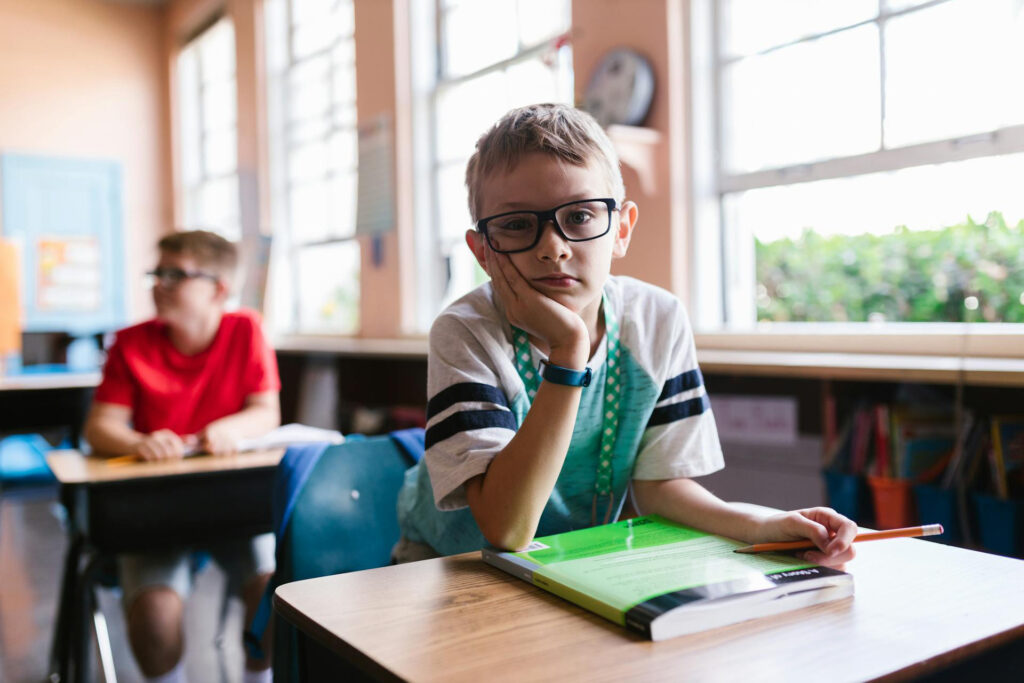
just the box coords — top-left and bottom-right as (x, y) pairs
(49, 531), (84, 683)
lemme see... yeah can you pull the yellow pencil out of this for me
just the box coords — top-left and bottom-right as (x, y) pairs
(103, 453), (142, 466)
(733, 524), (945, 554)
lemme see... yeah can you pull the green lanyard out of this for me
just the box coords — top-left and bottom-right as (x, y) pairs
(511, 292), (622, 525)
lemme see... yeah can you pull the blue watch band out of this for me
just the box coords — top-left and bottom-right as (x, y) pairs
(540, 359), (592, 387)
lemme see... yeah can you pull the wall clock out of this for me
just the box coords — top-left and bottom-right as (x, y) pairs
(582, 48), (655, 128)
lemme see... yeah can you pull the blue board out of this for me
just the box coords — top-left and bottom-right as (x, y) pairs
(1, 153), (126, 335)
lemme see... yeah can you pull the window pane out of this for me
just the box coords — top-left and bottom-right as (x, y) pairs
(289, 116), (331, 146)
(289, 141), (329, 182)
(328, 172), (357, 238)
(437, 161), (471, 242)
(176, 48), (202, 186)
(436, 72), (510, 163)
(442, 1), (519, 78)
(203, 132), (237, 176)
(202, 79), (236, 130)
(288, 55), (331, 122)
(289, 180), (329, 243)
(329, 129), (357, 172)
(722, 25), (880, 173)
(198, 19), (235, 82)
(517, 0), (570, 46)
(884, 0), (934, 11)
(721, 0), (877, 57)
(296, 241), (360, 333)
(884, 0), (1024, 147)
(291, 0), (335, 26)
(332, 62), (356, 106)
(731, 153), (1024, 323)
(197, 176), (239, 239)
(506, 56), (562, 105)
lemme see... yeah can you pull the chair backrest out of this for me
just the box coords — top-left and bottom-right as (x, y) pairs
(284, 433), (417, 580)
(270, 431), (421, 681)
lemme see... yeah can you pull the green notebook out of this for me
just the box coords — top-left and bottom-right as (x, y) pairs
(482, 515), (853, 641)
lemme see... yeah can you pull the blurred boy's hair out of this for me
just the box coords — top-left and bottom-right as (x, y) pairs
(465, 103), (625, 221)
(158, 230), (239, 279)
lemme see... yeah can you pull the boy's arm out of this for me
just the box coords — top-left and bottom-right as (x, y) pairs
(464, 248), (590, 551)
(632, 478), (857, 566)
(197, 391), (281, 455)
(83, 402), (193, 460)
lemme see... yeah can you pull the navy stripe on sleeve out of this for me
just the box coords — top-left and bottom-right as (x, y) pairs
(646, 394), (710, 428)
(657, 368), (704, 402)
(427, 382), (510, 420)
(425, 409), (517, 449)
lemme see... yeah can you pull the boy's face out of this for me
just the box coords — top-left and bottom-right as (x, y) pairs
(467, 152), (637, 325)
(150, 251), (227, 326)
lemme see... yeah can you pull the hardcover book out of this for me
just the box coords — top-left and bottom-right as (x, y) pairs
(482, 515), (854, 641)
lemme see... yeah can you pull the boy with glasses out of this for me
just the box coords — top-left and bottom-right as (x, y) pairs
(395, 104), (856, 567)
(84, 230), (277, 683)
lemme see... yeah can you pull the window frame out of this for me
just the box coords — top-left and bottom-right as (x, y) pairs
(174, 14), (241, 241)
(264, 0), (361, 335)
(689, 0), (1024, 359)
(411, 0), (574, 331)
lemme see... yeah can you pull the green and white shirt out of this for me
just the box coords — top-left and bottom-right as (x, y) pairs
(397, 276), (724, 556)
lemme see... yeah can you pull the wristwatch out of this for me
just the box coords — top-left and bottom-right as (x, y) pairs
(540, 359), (593, 387)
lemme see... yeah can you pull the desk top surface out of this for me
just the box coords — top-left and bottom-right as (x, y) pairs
(275, 537), (1024, 683)
(0, 369), (101, 391)
(45, 448), (285, 484)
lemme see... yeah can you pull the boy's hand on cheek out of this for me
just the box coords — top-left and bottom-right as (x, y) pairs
(485, 248), (589, 364)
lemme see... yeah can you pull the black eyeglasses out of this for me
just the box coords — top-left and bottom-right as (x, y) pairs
(146, 267), (219, 287)
(476, 198), (619, 254)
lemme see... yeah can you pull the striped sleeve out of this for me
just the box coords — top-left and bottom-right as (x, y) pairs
(632, 303), (724, 480)
(422, 307), (519, 510)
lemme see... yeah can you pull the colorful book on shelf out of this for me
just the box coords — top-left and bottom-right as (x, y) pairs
(990, 416), (1024, 499)
(482, 515), (853, 641)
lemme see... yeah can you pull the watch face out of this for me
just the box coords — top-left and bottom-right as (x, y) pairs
(583, 48), (655, 128)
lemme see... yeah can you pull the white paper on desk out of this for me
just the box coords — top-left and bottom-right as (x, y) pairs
(236, 423), (345, 452)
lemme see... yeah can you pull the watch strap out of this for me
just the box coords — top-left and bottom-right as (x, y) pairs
(540, 359), (592, 387)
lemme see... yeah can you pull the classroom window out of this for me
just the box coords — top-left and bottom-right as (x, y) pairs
(694, 0), (1024, 328)
(265, 0), (359, 334)
(176, 17), (240, 241)
(413, 0), (573, 329)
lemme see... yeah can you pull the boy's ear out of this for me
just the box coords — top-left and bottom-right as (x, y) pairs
(465, 229), (489, 273)
(612, 200), (638, 259)
(212, 275), (232, 303)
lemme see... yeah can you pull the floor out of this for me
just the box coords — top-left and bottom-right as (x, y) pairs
(0, 484), (248, 683)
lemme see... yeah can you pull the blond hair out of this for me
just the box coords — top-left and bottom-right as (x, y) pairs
(465, 103), (625, 221)
(157, 230), (239, 279)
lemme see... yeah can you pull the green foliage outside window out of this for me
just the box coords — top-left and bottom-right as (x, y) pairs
(756, 212), (1024, 323)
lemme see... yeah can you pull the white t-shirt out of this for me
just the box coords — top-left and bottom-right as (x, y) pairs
(397, 275), (724, 555)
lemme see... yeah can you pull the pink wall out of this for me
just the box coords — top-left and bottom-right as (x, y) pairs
(0, 0), (172, 320)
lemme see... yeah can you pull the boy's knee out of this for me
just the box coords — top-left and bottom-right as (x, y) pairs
(126, 587), (185, 674)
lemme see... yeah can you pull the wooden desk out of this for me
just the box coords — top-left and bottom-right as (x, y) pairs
(275, 537), (1024, 682)
(46, 449), (285, 683)
(0, 370), (99, 447)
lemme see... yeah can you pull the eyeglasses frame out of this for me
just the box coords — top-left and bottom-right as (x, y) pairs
(476, 197), (620, 254)
(146, 267), (220, 288)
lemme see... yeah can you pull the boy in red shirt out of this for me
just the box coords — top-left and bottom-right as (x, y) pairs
(85, 230), (279, 683)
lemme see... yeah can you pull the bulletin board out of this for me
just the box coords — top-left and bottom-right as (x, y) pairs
(0, 153), (127, 335)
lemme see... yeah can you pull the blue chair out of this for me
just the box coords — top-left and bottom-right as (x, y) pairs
(247, 429), (423, 682)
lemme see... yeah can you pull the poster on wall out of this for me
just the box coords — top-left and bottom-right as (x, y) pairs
(0, 153), (125, 335)
(36, 236), (102, 312)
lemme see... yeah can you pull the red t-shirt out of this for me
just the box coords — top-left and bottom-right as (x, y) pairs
(94, 309), (281, 436)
